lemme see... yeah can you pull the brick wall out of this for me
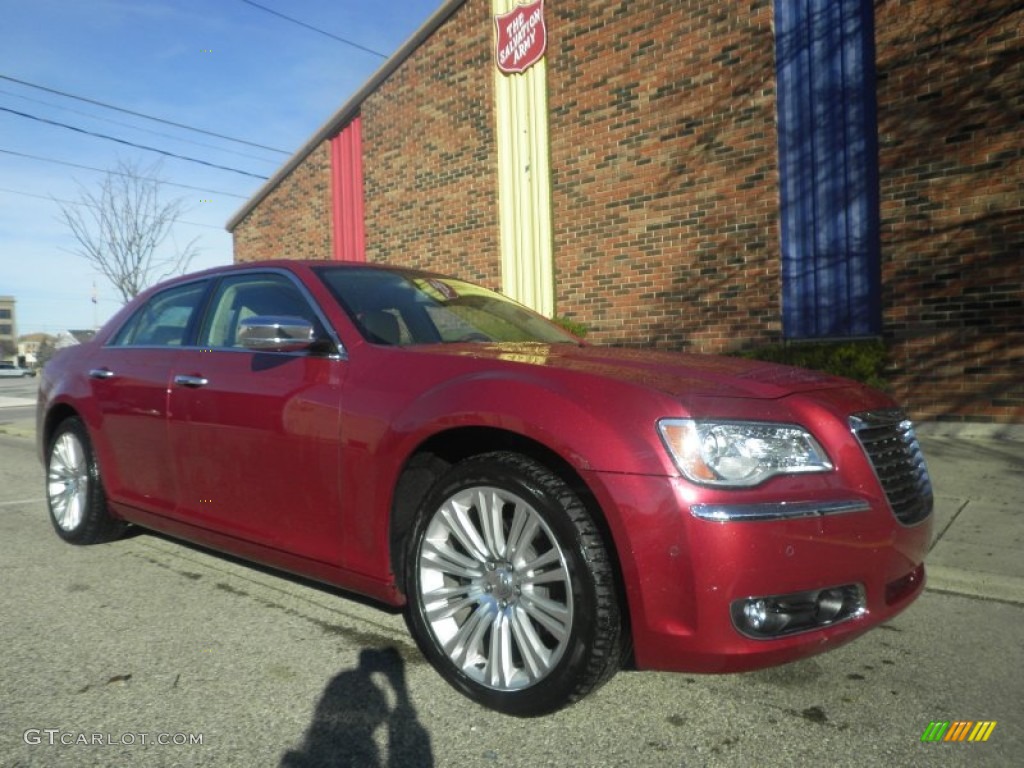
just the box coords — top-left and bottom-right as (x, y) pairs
(876, 0), (1023, 422)
(231, 0), (1021, 423)
(234, 0), (781, 348)
(547, 0), (781, 353)
(233, 141), (333, 263)
(361, 0), (500, 288)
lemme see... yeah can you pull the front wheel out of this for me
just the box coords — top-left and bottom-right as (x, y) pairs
(46, 417), (125, 544)
(404, 452), (623, 716)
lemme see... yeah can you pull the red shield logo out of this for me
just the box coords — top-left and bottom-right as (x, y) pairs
(494, 0), (547, 75)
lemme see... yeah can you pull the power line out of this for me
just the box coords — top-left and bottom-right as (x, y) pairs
(0, 74), (289, 154)
(0, 106), (269, 180)
(0, 148), (249, 199)
(0, 88), (280, 165)
(0, 186), (225, 230)
(239, 0), (388, 59)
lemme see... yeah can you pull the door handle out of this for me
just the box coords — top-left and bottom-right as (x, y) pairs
(88, 368), (115, 379)
(173, 374), (209, 388)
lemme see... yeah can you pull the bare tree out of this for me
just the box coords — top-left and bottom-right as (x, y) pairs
(58, 158), (200, 303)
(34, 338), (56, 368)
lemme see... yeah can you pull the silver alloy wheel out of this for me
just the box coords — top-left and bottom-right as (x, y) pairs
(47, 431), (90, 532)
(417, 485), (574, 691)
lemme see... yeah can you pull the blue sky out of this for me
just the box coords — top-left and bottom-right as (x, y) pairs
(0, 0), (442, 335)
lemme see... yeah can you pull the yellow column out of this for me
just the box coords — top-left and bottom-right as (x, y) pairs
(492, 0), (555, 317)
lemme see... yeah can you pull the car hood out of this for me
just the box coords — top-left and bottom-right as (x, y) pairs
(414, 342), (854, 401)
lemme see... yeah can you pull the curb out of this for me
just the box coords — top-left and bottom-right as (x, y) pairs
(916, 421), (1024, 442)
(925, 565), (1024, 606)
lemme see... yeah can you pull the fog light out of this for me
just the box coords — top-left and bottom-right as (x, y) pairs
(732, 584), (865, 639)
(743, 599), (769, 629)
(741, 598), (789, 634)
(815, 588), (846, 622)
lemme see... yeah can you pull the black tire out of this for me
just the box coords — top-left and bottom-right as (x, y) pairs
(45, 417), (125, 545)
(404, 451), (622, 716)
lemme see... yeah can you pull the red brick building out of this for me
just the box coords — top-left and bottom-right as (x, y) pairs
(228, 0), (1022, 424)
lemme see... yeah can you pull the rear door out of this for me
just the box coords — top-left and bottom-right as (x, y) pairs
(87, 280), (208, 515)
(167, 271), (346, 563)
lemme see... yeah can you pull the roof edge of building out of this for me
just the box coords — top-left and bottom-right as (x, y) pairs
(226, 0), (469, 234)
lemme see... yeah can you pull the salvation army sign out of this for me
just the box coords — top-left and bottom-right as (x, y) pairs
(494, 0), (547, 75)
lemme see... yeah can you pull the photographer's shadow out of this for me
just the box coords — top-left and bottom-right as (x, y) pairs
(281, 647), (434, 768)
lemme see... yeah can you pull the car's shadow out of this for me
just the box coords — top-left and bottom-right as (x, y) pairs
(280, 647), (434, 768)
(106, 529), (434, 766)
(127, 527), (403, 615)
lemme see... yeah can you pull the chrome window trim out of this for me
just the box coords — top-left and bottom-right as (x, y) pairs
(690, 499), (871, 522)
(106, 267), (347, 360)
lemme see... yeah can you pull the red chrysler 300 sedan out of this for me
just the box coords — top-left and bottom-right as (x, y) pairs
(38, 260), (933, 716)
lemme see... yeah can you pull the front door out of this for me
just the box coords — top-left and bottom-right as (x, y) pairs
(167, 272), (346, 564)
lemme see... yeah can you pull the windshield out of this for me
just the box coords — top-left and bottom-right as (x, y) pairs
(315, 266), (578, 346)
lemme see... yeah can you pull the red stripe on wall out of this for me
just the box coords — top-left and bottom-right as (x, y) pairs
(329, 117), (366, 262)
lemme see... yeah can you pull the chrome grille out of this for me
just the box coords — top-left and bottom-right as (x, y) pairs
(849, 409), (933, 525)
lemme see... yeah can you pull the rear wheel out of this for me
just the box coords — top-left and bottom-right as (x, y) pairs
(46, 417), (125, 544)
(404, 452), (622, 716)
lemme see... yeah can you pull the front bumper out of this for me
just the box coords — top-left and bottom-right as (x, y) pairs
(585, 470), (932, 673)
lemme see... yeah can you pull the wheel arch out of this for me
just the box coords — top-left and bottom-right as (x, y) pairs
(388, 426), (631, 648)
(40, 402), (81, 455)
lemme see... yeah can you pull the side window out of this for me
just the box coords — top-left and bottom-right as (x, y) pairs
(110, 282), (207, 347)
(197, 273), (319, 349)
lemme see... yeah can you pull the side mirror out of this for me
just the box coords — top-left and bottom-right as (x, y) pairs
(237, 315), (317, 353)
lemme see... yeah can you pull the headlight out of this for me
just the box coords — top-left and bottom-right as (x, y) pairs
(658, 419), (832, 487)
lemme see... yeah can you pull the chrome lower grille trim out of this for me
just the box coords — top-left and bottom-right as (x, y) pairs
(691, 499), (871, 522)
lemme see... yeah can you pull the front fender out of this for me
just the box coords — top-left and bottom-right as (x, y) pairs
(334, 347), (683, 585)
(387, 368), (678, 477)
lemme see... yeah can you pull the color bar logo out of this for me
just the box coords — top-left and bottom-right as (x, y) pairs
(921, 721), (997, 742)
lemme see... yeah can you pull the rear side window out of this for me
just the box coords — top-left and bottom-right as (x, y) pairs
(109, 282), (207, 347)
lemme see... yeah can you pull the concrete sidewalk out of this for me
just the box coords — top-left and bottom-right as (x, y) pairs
(2, 405), (1022, 604)
(916, 430), (1024, 605)
(0, 395), (35, 409)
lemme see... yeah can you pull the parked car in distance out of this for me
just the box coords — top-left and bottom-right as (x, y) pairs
(37, 260), (934, 716)
(0, 361), (35, 377)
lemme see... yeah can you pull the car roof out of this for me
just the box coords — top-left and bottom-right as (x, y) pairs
(156, 259), (433, 287)
(197, 259), (415, 274)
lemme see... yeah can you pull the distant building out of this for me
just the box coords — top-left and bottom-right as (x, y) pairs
(52, 329), (96, 350)
(68, 329), (97, 345)
(0, 296), (16, 361)
(17, 332), (54, 368)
